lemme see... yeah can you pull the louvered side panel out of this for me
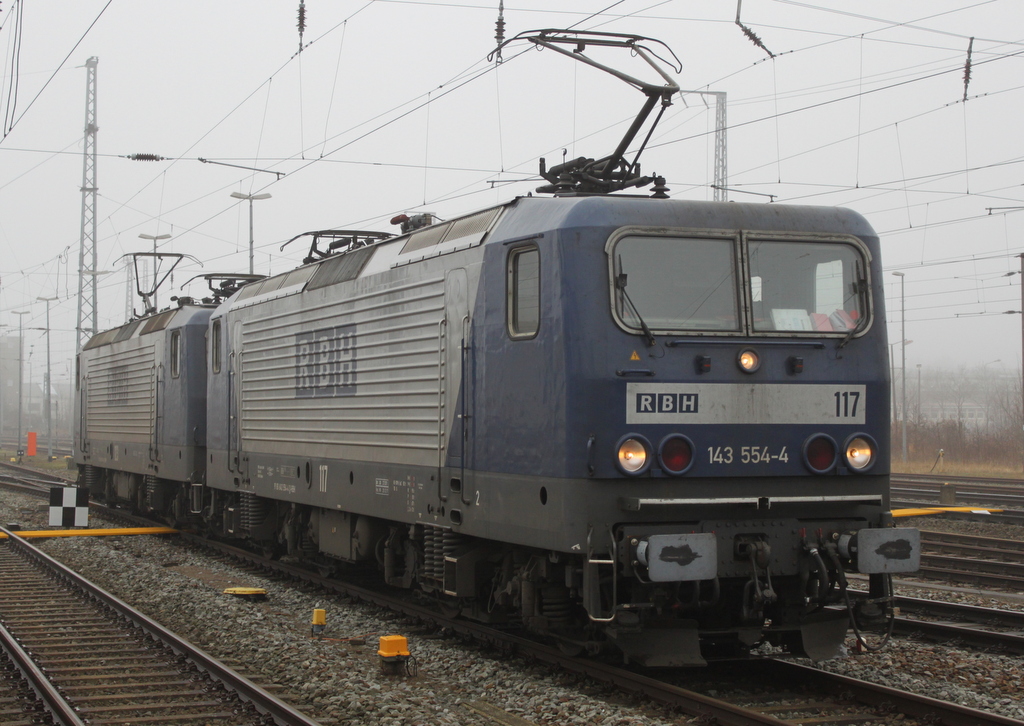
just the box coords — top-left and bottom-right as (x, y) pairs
(86, 343), (155, 443)
(239, 275), (445, 464)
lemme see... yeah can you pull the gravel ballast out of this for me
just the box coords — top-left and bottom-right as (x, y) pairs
(2, 491), (1022, 724)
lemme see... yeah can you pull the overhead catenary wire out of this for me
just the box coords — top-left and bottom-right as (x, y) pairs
(0, 0), (114, 143)
(5, 1), (1024, 346)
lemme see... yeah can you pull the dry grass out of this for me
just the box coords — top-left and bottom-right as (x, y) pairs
(891, 459), (1024, 479)
(0, 450), (75, 472)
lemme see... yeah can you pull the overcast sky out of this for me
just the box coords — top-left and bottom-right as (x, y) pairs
(2, 0), (1023, 388)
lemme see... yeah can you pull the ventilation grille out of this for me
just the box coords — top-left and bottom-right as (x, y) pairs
(306, 246), (376, 291)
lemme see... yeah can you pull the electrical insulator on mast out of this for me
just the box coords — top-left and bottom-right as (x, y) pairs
(297, 1), (307, 53)
(734, 0), (775, 59)
(494, 1), (506, 64)
(963, 37), (974, 102)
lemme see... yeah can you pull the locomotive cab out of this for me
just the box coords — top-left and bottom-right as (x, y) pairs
(75, 304), (213, 521)
(469, 195), (919, 664)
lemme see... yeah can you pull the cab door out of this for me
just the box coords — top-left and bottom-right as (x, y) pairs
(442, 268), (473, 504)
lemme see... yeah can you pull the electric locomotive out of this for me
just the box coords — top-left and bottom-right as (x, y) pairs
(194, 193), (918, 666)
(74, 270), (259, 517)
(75, 29), (919, 666)
(75, 302), (211, 515)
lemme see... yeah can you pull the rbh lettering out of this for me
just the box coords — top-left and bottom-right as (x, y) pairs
(296, 324), (357, 398)
(635, 392), (699, 414)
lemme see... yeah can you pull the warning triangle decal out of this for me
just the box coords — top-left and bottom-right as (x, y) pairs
(630, 351), (641, 361)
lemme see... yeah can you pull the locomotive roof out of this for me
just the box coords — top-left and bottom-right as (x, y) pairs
(220, 195), (877, 313)
(81, 305), (213, 351)
(492, 194), (877, 241)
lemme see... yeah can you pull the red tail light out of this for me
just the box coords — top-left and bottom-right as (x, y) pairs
(659, 435), (695, 475)
(803, 435), (837, 473)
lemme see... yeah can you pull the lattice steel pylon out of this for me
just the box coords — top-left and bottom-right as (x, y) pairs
(76, 56), (99, 352)
(679, 89), (727, 201)
(712, 92), (727, 202)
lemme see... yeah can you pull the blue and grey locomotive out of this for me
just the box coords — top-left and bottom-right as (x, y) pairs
(190, 194), (918, 665)
(75, 30), (918, 666)
(76, 195), (919, 665)
(75, 303), (211, 515)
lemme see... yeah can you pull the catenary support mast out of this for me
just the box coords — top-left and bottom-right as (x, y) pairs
(76, 57), (99, 351)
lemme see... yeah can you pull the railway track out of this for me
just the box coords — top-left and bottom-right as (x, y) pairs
(887, 594), (1024, 655)
(174, 531), (1024, 726)
(915, 531), (1024, 590)
(891, 473), (1024, 525)
(0, 525), (322, 726)
(1, 615), (81, 726)
(3, 473), (1023, 725)
(894, 472), (1024, 487)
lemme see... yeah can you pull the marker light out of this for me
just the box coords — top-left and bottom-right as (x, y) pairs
(844, 434), (877, 471)
(659, 435), (695, 475)
(616, 435), (652, 475)
(737, 349), (760, 373)
(803, 434), (837, 473)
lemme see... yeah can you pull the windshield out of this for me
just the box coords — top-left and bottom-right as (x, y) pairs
(610, 233), (867, 335)
(748, 240), (864, 332)
(615, 236), (740, 331)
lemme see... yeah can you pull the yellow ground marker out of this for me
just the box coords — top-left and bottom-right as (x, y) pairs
(0, 527), (177, 540)
(893, 507), (1003, 518)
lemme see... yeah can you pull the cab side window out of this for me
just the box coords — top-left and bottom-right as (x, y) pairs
(170, 331), (181, 378)
(211, 320), (222, 373)
(507, 246), (540, 339)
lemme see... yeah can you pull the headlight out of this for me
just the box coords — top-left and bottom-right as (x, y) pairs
(659, 434), (695, 475)
(737, 348), (760, 373)
(844, 434), (877, 472)
(616, 435), (652, 475)
(803, 434), (837, 473)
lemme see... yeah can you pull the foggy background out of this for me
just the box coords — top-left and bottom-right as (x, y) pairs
(1, 1), (1023, 461)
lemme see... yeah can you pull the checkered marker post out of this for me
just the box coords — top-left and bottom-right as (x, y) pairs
(49, 487), (89, 528)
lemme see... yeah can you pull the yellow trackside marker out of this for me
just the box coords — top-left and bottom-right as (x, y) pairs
(224, 587), (267, 601)
(0, 527), (178, 540)
(311, 608), (327, 637)
(630, 351), (641, 361)
(892, 506), (1003, 517)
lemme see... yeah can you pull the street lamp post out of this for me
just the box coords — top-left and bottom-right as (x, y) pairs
(37, 296), (57, 460)
(916, 363), (922, 425)
(138, 233), (171, 310)
(892, 271), (907, 462)
(26, 346), (33, 434)
(0, 323), (8, 443)
(230, 191), (272, 275)
(12, 310), (28, 459)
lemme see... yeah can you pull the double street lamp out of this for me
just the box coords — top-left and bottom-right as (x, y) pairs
(11, 310), (28, 458)
(230, 191), (272, 275)
(36, 296), (57, 459)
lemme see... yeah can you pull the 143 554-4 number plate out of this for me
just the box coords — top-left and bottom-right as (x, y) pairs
(708, 446), (789, 465)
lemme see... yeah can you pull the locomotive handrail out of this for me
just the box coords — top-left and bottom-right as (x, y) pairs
(615, 368), (656, 377)
(664, 339), (827, 348)
(436, 318), (447, 496)
(459, 313), (472, 506)
(585, 525), (619, 623)
(227, 356), (235, 474)
(620, 494), (884, 512)
(150, 363), (159, 463)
